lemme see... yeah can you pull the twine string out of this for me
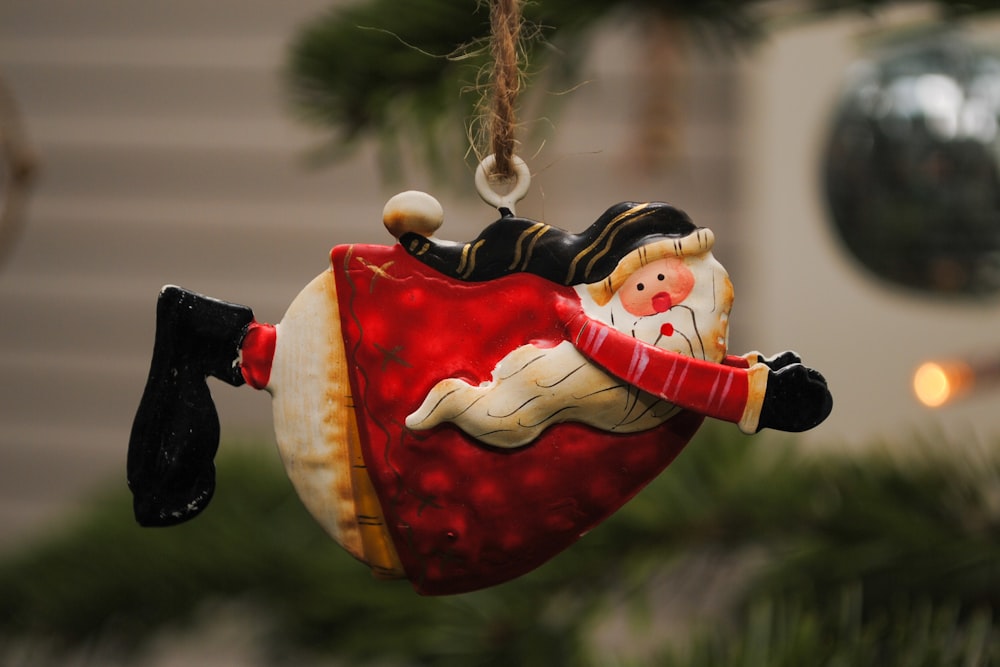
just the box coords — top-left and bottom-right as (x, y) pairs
(488, 0), (521, 182)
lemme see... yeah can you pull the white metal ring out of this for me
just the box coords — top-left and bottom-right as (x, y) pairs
(474, 154), (531, 214)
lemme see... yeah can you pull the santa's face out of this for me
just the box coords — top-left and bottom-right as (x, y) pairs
(581, 251), (733, 364)
(618, 257), (695, 317)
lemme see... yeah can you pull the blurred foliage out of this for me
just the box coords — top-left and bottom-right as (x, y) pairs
(285, 0), (1000, 179)
(1, 423), (999, 665)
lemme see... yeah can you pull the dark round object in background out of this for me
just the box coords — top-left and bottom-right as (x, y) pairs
(822, 37), (1000, 296)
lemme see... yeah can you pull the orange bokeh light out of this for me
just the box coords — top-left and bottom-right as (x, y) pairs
(913, 361), (973, 407)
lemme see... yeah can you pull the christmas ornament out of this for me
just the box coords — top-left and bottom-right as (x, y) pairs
(823, 35), (1000, 296)
(128, 175), (832, 595)
(127, 0), (831, 595)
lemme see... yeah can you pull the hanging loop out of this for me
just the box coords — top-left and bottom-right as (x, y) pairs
(475, 154), (530, 214)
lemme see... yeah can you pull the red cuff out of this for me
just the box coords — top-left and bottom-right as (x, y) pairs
(723, 355), (750, 369)
(240, 321), (276, 389)
(553, 294), (587, 339)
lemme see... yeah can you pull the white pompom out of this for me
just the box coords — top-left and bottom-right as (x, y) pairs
(382, 191), (444, 239)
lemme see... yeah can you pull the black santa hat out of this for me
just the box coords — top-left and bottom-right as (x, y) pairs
(400, 201), (707, 288)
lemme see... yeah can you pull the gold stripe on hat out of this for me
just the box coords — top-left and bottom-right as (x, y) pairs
(459, 239), (485, 279)
(565, 203), (650, 284)
(581, 204), (650, 281)
(407, 237), (431, 256)
(509, 222), (548, 271)
(520, 225), (549, 272)
(456, 243), (471, 276)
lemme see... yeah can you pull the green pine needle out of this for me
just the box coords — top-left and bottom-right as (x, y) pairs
(2, 424), (1000, 665)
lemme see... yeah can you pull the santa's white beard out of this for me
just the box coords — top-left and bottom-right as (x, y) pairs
(615, 306), (724, 362)
(404, 340), (682, 450)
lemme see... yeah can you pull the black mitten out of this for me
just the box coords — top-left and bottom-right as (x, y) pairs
(759, 350), (801, 371)
(757, 363), (833, 433)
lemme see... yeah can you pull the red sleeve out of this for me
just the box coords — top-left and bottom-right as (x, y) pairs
(723, 355), (750, 369)
(565, 312), (750, 425)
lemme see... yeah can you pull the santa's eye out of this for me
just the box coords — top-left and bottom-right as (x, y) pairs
(636, 283), (644, 291)
(657, 274), (665, 281)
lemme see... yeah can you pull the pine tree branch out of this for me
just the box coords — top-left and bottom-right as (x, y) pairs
(285, 0), (1000, 178)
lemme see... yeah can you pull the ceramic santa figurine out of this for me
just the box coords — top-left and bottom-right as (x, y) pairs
(128, 195), (831, 595)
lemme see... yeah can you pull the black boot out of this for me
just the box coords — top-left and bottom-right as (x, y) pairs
(127, 286), (255, 526)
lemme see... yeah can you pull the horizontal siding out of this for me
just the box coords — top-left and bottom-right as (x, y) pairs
(0, 0), (343, 550)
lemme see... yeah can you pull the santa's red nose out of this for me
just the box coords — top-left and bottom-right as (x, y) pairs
(652, 292), (672, 313)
